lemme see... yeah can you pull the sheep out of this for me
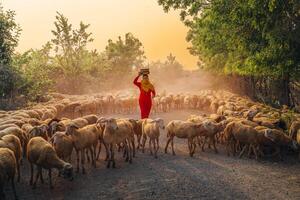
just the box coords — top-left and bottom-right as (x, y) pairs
(165, 120), (204, 157)
(26, 137), (73, 189)
(223, 122), (260, 159)
(23, 110), (41, 119)
(297, 130), (300, 160)
(0, 135), (22, 183)
(24, 118), (41, 126)
(61, 102), (81, 118)
(82, 114), (98, 124)
(142, 118), (165, 158)
(21, 123), (34, 134)
(65, 123), (100, 173)
(46, 118), (62, 137)
(74, 101), (97, 117)
(0, 148), (18, 200)
(0, 119), (24, 128)
(94, 119), (109, 161)
(99, 118), (134, 168)
(0, 124), (19, 131)
(27, 125), (48, 141)
(133, 119), (143, 149)
(0, 127), (28, 157)
(41, 108), (57, 121)
(200, 120), (225, 153)
(113, 118), (135, 164)
(289, 120), (300, 140)
(264, 128), (298, 159)
(50, 132), (73, 162)
(116, 118), (136, 157)
(70, 118), (89, 128)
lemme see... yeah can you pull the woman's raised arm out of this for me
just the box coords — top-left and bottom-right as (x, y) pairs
(133, 75), (141, 87)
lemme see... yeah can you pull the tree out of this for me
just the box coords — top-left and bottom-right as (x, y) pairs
(51, 12), (94, 93)
(104, 33), (145, 75)
(13, 42), (55, 100)
(0, 5), (21, 98)
(158, 0), (300, 105)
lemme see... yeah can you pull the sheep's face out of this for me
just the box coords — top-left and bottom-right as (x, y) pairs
(106, 118), (118, 130)
(61, 163), (73, 181)
(154, 118), (165, 129)
(66, 124), (79, 136)
(40, 124), (48, 133)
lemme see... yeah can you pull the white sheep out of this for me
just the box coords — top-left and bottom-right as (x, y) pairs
(142, 118), (164, 158)
(99, 118), (134, 168)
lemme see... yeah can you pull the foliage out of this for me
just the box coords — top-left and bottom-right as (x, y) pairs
(0, 6), (21, 65)
(12, 43), (55, 100)
(105, 33), (145, 75)
(158, 0), (300, 78)
(0, 5), (21, 98)
(50, 12), (95, 93)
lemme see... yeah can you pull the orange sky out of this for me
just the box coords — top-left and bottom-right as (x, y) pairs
(2, 0), (198, 69)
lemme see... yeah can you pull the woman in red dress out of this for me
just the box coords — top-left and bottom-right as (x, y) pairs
(133, 72), (156, 119)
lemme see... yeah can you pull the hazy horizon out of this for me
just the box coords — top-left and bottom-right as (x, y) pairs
(1, 0), (198, 69)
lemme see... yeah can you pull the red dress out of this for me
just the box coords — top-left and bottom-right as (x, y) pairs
(133, 76), (156, 119)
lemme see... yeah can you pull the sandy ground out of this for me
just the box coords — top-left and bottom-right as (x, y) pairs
(5, 110), (300, 200)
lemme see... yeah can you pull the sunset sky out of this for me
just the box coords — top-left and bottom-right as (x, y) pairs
(1, 0), (198, 69)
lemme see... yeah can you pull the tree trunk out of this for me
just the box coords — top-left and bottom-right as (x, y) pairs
(279, 73), (290, 106)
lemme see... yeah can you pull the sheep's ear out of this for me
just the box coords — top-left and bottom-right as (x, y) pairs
(128, 119), (136, 124)
(96, 118), (107, 125)
(69, 124), (79, 129)
(29, 127), (37, 135)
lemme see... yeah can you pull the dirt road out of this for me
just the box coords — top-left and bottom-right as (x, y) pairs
(8, 110), (300, 200)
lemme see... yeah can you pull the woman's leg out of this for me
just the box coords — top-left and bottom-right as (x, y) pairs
(140, 101), (151, 119)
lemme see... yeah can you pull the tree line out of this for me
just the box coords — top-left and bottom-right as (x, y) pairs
(158, 0), (300, 109)
(0, 6), (184, 109)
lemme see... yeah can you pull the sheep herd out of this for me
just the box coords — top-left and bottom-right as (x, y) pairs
(0, 90), (300, 199)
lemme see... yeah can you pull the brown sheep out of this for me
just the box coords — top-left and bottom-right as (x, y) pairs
(0, 127), (28, 157)
(0, 124), (19, 131)
(65, 124), (100, 173)
(0, 148), (18, 200)
(289, 120), (300, 140)
(133, 119), (143, 149)
(165, 120), (204, 157)
(142, 118), (165, 158)
(28, 125), (48, 141)
(0, 135), (22, 182)
(50, 132), (73, 162)
(27, 137), (73, 189)
(264, 128), (298, 159)
(70, 118), (89, 128)
(200, 120), (225, 153)
(0, 119), (24, 128)
(297, 130), (300, 160)
(224, 122), (260, 159)
(82, 114), (98, 124)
